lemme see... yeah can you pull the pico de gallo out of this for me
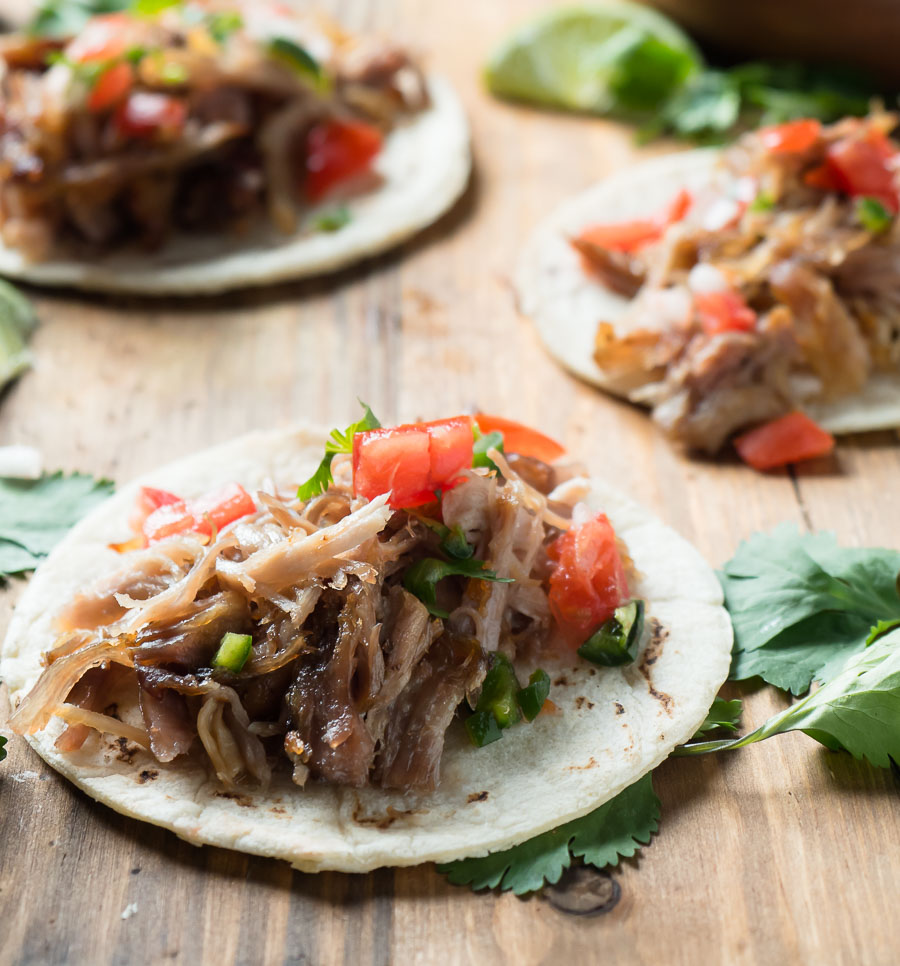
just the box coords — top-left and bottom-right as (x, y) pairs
(574, 113), (900, 467)
(10, 408), (648, 794)
(0, 1), (429, 260)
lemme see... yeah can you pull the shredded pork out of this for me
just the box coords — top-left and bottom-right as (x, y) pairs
(586, 113), (900, 452)
(11, 451), (593, 795)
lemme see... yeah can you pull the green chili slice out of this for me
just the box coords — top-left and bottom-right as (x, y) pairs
(465, 710), (502, 748)
(516, 668), (550, 721)
(212, 631), (253, 672)
(475, 652), (522, 728)
(577, 599), (645, 667)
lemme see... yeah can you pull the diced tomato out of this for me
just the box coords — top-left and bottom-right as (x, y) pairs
(664, 187), (693, 223)
(759, 119), (821, 155)
(304, 119), (383, 202)
(67, 13), (133, 63)
(547, 513), (629, 645)
(575, 187), (692, 255)
(695, 289), (757, 336)
(824, 129), (900, 211)
(734, 412), (835, 471)
(115, 92), (187, 138)
(803, 162), (842, 192)
(353, 416), (474, 508)
(128, 485), (180, 534)
(87, 61), (134, 113)
(142, 482), (256, 543)
(473, 414), (566, 464)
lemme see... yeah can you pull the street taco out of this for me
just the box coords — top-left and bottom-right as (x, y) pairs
(0, 2), (470, 294)
(1, 410), (731, 872)
(518, 114), (900, 466)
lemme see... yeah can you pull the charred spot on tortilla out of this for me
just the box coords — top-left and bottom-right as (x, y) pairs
(639, 621), (674, 713)
(113, 737), (140, 765)
(137, 769), (159, 784)
(0, 422), (732, 872)
(614, 701), (626, 715)
(352, 803), (421, 829)
(214, 791), (255, 808)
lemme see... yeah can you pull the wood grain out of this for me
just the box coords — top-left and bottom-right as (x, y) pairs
(1, 2), (898, 965)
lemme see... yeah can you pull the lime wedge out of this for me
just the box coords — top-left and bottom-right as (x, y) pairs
(485, 2), (703, 114)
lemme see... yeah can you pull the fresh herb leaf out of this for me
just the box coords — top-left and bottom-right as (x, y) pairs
(297, 401), (381, 501)
(402, 557), (512, 619)
(856, 196), (893, 234)
(206, 11), (243, 43)
(472, 424), (504, 472)
(437, 772), (659, 895)
(311, 206), (351, 233)
(720, 524), (900, 694)
(681, 629), (900, 769)
(0, 472), (114, 577)
(0, 280), (36, 395)
(749, 192), (775, 213)
(29, 0), (129, 36)
(866, 619), (900, 645)
(412, 514), (474, 560)
(604, 26), (696, 115)
(131, 0), (181, 15)
(692, 696), (742, 738)
(268, 37), (326, 89)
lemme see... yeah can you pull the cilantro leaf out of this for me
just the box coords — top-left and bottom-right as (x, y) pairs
(720, 525), (900, 694)
(297, 401), (380, 501)
(472, 425), (504, 472)
(0, 280), (36, 395)
(856, 197), (893, 234)
(693, 697), (742, 738)
(312, 206), (351, 233)
(437, 772), (659, 895)
(402, 557), (513, 618)
(681, 629), (900, 769)
(0, 472), (114, 577)
(29, 0), (129, 36)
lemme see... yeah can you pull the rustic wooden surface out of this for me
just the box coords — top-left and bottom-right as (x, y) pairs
(1, 1), (898, 964)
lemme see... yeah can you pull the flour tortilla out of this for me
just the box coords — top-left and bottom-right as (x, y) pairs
(517, 149), (900, 435)
(0, 76), (470, 296)
(1, 425), (731, 873)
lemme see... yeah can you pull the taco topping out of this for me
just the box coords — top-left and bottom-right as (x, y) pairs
(10, 412), (641, 795)
(0, 1), (429, 260)
(579, 113), (900, 460)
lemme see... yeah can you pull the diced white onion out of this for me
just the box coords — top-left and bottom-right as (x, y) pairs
(0, 445), (42, 479)
(688, 263), (728, 295)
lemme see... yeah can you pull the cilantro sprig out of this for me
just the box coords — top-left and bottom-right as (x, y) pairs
(297, 401), (380, 502)
(0, 472), (114, 578)
(402, 557), (512, 619)
(720, 525), (900, 695)
(682, 631), (900, 768)
(437, 772), (659, 895)
(692, 696), (742, 739)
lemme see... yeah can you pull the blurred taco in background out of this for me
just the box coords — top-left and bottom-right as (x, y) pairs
(519, 114), (900, 468)
(0, 1), (470, 294)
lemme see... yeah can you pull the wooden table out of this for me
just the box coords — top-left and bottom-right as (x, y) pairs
(1, 2), (898, 964)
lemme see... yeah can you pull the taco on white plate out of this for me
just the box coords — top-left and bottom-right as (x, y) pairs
(1, 407), (731, 873)
(518, 113), (900, 469)
(0, 1), (470, 294)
